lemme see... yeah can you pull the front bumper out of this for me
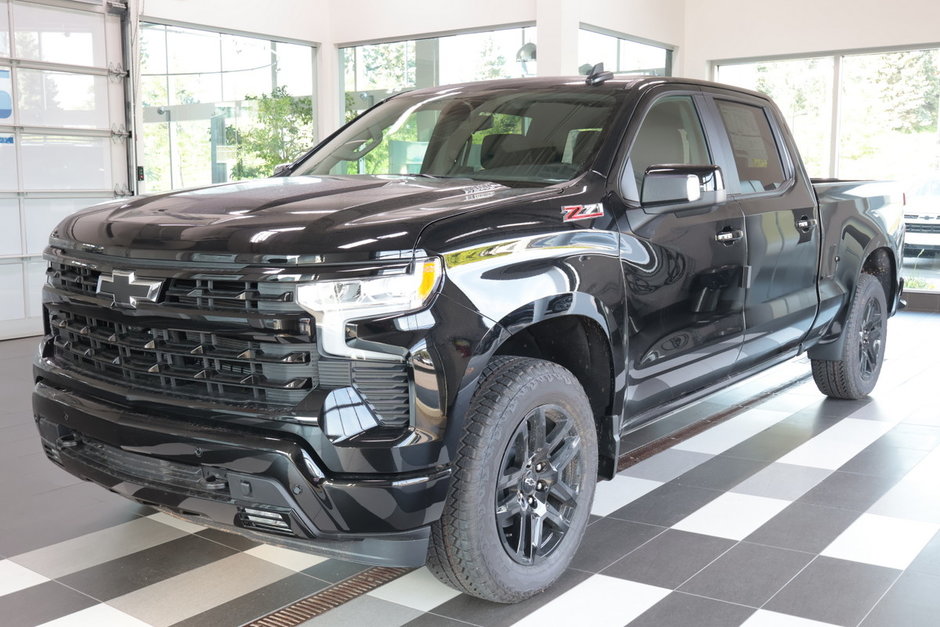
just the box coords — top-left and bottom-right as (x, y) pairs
(32, 376), (450, 567)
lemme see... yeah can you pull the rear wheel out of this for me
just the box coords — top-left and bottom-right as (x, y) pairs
(427, 356), (597, 603)
(812, 273), (887, 399)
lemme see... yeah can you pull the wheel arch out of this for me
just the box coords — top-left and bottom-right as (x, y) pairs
(490, 297), (622, 480)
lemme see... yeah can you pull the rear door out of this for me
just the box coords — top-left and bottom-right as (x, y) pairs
(703, 91), (821, 369)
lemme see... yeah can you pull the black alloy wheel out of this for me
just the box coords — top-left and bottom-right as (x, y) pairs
(495, 404), (583, 564)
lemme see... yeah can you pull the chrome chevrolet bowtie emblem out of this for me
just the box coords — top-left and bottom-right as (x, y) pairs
(96, 270), (163, 309)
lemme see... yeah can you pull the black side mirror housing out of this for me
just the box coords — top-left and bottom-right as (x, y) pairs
(642, 165), (726, 209)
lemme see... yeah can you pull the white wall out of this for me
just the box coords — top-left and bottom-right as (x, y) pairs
(682, 0), (940, 78)
(327, 0), (537, 45)
(581, 0), (684, 49)
(139, 0), (331, 43)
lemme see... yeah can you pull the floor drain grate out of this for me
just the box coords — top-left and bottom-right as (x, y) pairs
(247, 566), (413, 626)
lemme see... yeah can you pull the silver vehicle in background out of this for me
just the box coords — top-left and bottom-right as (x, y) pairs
(904, 179), (940, 253)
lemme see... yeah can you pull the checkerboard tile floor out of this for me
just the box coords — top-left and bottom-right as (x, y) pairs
(1, 312), (938, 627)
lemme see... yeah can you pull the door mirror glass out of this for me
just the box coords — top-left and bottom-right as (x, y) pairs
(642, 164), (725, 208)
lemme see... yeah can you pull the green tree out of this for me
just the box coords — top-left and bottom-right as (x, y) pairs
(227, 86), (314, 180)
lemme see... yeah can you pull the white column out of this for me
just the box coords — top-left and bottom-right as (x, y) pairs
(316, 41), (341, 139)
(535, 0), (580, 76)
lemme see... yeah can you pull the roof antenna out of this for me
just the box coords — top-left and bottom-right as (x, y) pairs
(585, 62), (614, 86)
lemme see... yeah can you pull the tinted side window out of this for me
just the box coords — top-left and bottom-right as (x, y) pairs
(629, 96), (711, 190)
(716, 100), (786, 193)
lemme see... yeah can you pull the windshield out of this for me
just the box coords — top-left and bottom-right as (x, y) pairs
(292, 87), (624, 186)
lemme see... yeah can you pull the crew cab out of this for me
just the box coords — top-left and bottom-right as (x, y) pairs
(33, 73), (904, 603)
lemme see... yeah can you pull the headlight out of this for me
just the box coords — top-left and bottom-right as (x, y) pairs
(296, 257), (442, 319)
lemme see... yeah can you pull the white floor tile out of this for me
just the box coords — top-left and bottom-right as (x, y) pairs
(620, 448), (713, 482)
(867, 448), (940, 523)
(731, 463), (832, 501)
(673, 409), (791, 455)
(0, 559), (48, 596)
(590, 475), (662, 517)
(776, 419), (895, 470)
(244, 544), (327, 572)
(147, 511), (206, 535)
(108, 553), (294, 627)
(11, 517), (187, 579)
(742, 609), (840, 626)
(821, 513), (940, 570)
(672, 493), (791, 541)
(37, 604), (152, 627)
(511, 574), (670, 627)
(367, 567), (460, 612)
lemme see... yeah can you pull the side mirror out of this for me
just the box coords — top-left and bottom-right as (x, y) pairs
(273, 163), (292, 176)
(641, 165), (726, 208)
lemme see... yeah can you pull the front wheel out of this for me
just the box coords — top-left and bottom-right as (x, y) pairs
(812, 273), (888, 399)
(427, 356), (598, 603)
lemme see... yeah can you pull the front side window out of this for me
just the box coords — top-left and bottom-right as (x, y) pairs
(716, 100), (787, 193)
(624, 95), (711, 199)
(293, 88), (623, 186)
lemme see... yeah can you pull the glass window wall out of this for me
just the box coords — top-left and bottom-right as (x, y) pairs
(578, 27), (672, 76)
(140, 23), (316, 193)
(717, 48), (940, 292)
(340, 26), (536, 121)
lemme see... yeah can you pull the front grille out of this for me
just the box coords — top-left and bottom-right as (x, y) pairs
(906, 222), (940, 234)
(46, 262), (295, 313)
(44, 254), (413, 424)
(48, 309), (315, 405)
(164, 277), (295, 313)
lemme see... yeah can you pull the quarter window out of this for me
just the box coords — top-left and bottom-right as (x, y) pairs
(716, 100), (787, 193)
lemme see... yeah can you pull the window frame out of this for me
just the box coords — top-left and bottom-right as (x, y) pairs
(616, 88), (724, 209)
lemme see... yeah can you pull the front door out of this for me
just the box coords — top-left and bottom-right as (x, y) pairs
(614, 93), (747, 424)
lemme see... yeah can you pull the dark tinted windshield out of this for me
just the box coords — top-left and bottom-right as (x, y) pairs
(292, 87), (624, 185)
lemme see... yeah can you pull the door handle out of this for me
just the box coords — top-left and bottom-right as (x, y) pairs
(715, 229), (744, 244)
(797, 216), (818, 232)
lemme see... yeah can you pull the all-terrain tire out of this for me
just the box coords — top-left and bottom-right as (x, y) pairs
(426, 356), (598, 603)
(812, 273), (888, 399)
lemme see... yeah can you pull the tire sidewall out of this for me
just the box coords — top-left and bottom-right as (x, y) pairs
(842, 274), (888, 397)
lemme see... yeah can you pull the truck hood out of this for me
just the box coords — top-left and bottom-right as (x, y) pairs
(52, 175), (555, 261)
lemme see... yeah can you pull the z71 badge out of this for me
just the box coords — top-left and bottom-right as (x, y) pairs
(561, 203), (604, 222)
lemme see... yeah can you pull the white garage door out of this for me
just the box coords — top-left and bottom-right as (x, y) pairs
(0, 0), (129, 339)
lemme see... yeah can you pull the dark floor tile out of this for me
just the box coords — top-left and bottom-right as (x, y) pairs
(0, 484), (149, 555)
(0, 580), (98, 627)
(679, 541), (813, 607)
(173, 572), (328, 627)
(627, 591), (755, 627)
(797, 471), (899, 512)
(673, 455), (770, 492)
(746, 502), (861, 554)
(59, 533), (237, 600)
(765, 557), (899, 626)
(569, 518), (664, 573)
(195, 527), (261, 551)
(302, 558), (371, 584)
(607, 482), (721, 527)
(404, 613), (481, 627)
(839, 440), (929, 479)
(721, 426), (814, 463)
(862, 571), (940, 627)
(602, 529), (734, 589)
(879, 424), (940, 451)
(433, 567), (591, 627)
(907, 529), (940, 577)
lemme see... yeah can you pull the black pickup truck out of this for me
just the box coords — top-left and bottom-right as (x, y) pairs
(33, 73), (904, 602)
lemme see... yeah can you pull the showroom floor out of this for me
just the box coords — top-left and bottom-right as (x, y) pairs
(1, 312), (939, 627)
